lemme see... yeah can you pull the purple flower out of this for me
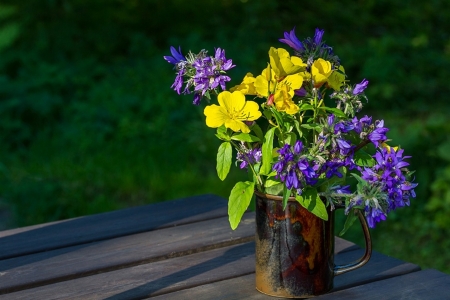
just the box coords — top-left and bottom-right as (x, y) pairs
(361, 147), (417, 216)
(165, 46), (235, 105)
(279, 27), (305, 52)
(336, 138), (352, 155)
(171, 70), (185, 94)
(273, 142), (320, 193)
(294, 87), (307, 97)
(191, 48), (235, 104)
(365, 206), (387, 228)
(294, 140), (303, 155)
(193, 93), (202, 105)
(314, 28), (325, 46)
(353, 79), (369, 95)
(331, 185), (352, 195)
(237, 146), (262, 169)
(368, 120), (388, 147)
(163, 46), (186, 65)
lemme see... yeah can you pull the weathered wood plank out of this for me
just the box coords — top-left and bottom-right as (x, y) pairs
(0, 242), (256, 300)
(0, 213), (255, 295)
(0, 242), (417, 300)
(316, 269), (450, 300)
(0, 194), (227, 259)
(148, 269), (449, 300)
(0, 210), (356, 296)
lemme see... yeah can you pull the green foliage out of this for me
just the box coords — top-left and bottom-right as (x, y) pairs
(216, 142), (232, 181)
(296, 188), (328, 221)
(260, 127), (276, 175)
(228, 181), (254, 230)
(0, 0), (448, 273)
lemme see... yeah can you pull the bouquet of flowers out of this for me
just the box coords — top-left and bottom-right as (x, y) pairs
(164, 28), (417, 234)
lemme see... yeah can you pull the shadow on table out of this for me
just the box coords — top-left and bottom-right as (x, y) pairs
(104, 242), (254, 300)
(0, 194), (228, 293)
(0, 194), (227, 261)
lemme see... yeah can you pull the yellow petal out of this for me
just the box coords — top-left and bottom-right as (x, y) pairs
(311, 58), (333, 86)
(290, 56), (307, 70)
(230, 73), (257, 95)
(327, 65), (346, 91)
(204, 105), (228, 128)
(240, 100), (262, 121)
(269, 47), (304, 78)
(284, 73), (304, 90)
(225, 119), (250, 133)
(273, 87), (299, 115)
(381, 142), (399, 153)
(218, 91), (246, 113)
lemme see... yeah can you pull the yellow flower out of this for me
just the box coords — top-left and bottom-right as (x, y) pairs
(204, 91), (262, 133)
(230, 73), (257, 95)
(273, 84), (300, 114)
(254, 65), (276, 97)
(327, 65), (346, 91)
(268, 47), (306, 79)
(253, 65), (303, 115)
(311, 58), (333, 87)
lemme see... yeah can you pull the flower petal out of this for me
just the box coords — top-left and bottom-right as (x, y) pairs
(204, 105), (228, 128)
(218, 91), (246, 113)
(240, 100), (262, 121)
(225, 119), (250, 133)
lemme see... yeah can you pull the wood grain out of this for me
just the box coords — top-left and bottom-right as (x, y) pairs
(316, 269), (450, 300)
(0, 194), (227, 260)
(0, 243), (418, 300)
(0, 212), (255, 295)
(148, 268), (446, 300)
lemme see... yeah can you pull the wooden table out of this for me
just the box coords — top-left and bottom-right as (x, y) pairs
(1, 194), (449, 299)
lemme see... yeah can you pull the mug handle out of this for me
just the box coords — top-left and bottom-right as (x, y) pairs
(334, 209), (372, 276)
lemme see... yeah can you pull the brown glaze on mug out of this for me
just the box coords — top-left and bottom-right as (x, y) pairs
(255, 192), (335, 297)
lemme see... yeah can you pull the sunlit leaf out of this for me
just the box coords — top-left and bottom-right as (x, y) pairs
(216, 142), (232, 181)
(228, 181), (255, 229)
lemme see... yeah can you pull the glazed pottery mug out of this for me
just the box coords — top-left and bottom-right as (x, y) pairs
(254, 191), (372, 298)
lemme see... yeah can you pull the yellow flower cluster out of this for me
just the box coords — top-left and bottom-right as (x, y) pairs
(203, 47), (346, 133)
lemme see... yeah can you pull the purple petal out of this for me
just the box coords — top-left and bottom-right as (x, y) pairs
(353, 79), (369, 95)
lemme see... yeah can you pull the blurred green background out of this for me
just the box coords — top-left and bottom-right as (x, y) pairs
(0, 0), (449, 273)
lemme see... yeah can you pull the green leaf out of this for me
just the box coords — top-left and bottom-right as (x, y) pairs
(319, 107), (346, 118)
(231, 133), (260, 142)
(284, 132), (297, 145)
(299, 103), (314, 112)
(260, 127), (276, 175)
(251, 123), (264, 141)
(228, 181), (255, 229)
(216, 142), (232, 181)
(263, 109), (272, 121)
(293, 119), (303, 138)
(295, 188), (328, 220)
(282, 185), (291, 209)
(301, 123), (322, 131)
(265, 178), (280, 187)
(215, 126), (231, 141)
(354, 150), (376, 167)
(271, 107), (284, 128)
(339, 210), (359, 236)
(350, 173), (366, 185)
(265, 183), (284, 196)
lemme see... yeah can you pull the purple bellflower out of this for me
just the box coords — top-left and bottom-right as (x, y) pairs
(163, 46), (186, 65)
(165, 46), (235, 105)
(279, 27), (305, 52)
(313, 28), (325, 46)
(353, 79), (369, 95)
